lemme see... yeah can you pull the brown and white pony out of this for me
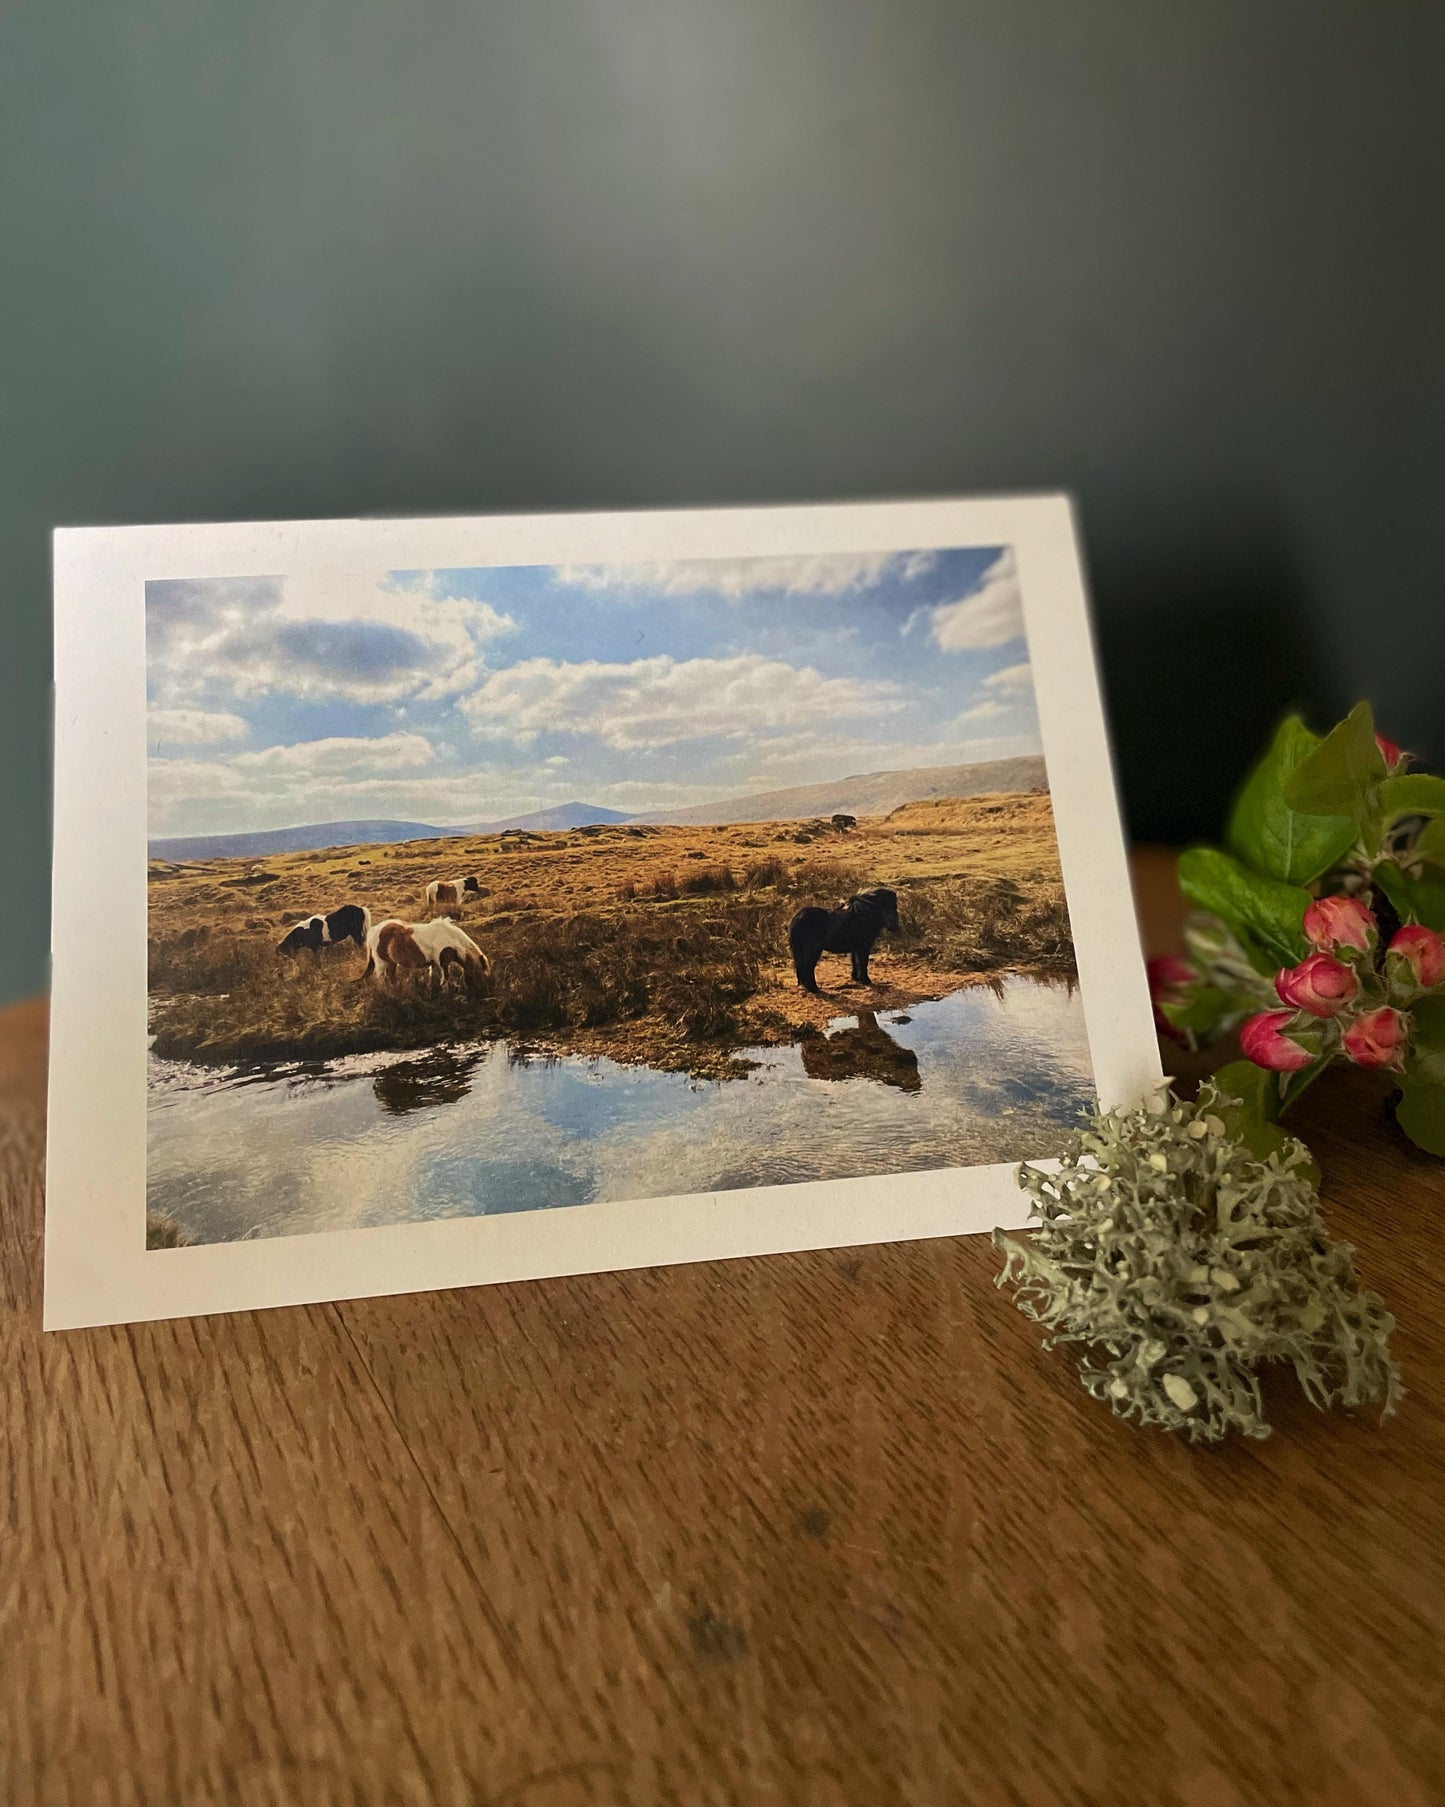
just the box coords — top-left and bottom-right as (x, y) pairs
(362, 918), (490, 990)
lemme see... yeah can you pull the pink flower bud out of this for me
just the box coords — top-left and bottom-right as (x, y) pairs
(1342, 1006), (1410, 1071)
(1240, 1010), (1318, 1072)
(1302, 894), (1377, 957)
(1275, 952), (1360, 1018)
(1386, 924), (1445, 991)
(1375, 732), (1406, 772)
(1146, 955), (1196, 1040)
(1147, 955), (1194, 999)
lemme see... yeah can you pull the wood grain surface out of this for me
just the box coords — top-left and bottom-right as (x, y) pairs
(3, 852), (1443, 1807)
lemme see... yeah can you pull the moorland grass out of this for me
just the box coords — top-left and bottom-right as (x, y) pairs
(146, 796), (1075, 1070)
(147, 869), (1074, 1067)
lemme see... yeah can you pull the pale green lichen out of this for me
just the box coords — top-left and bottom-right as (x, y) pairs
(994, 1081), (1403, 1443)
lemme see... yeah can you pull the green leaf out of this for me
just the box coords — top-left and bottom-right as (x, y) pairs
(1396, 995), (1445, 1157)
(1415, 814), (1445, 866)
(1160, 986), (1234, 1038)
(1239, 937), (1284, 978)
(1397, 1081), (1445, 1156)
(1381, 773), (1445, 821)
(1406, 994), (1445, 1070)
(1178, 847), (1311, 969)
(1282, 701), (1385, 825)
(1373, 860), (1445, 932)
(1372, 860), (1412, 915)
(1211, 1060), (1320, 1181)
(1226, 716), (1357, 884)
(1404, 876), (1445, 931)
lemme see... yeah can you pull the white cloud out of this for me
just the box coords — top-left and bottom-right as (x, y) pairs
(231, 732), (437, 779)
(147, 732), (449, 836)
(460, 654), (905, 751)
(146, 744), (575, 838)
(147, 708), (248, 747)
(147, 757), (253, 824)
(585, 778), (744, 809)
(736, 725), (1044, 790)
(555, 549), (937, 598)
(145, 716), (1049, 838)
(982, 660), (1033, 696)
(957, 699), (1008, 722)
(147, 572), (516, 706)
(927, 550), (1024, 653)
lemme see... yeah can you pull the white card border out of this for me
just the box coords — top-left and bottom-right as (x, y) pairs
(45, 494), (1160, 1329)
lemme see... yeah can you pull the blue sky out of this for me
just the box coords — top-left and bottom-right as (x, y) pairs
(146, 545), (1039, 835)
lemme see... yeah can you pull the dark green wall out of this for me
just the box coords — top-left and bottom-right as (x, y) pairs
(3, 2), (1442, 1002)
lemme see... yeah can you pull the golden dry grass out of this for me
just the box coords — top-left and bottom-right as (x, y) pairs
(147, 792), (1072, 1077)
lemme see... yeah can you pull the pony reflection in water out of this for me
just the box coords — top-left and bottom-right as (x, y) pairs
(799, 1011), (921, 1092)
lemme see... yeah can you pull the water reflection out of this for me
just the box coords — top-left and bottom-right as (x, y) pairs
(147, 975), (1095, 1246)
(372, 1049), (481, 1116)
(799, 1010), (921, 1091)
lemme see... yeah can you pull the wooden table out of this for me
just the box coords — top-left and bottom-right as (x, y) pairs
(4, 853), (1442, 1807)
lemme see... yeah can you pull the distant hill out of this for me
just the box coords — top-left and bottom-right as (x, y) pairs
(146, 762), (1047, 861)
(147, 819), (464, 862)
(630, 757), (1047, 827)
(456, 802), (634, 835)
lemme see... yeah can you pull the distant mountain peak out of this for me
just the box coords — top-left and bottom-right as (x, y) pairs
(147, 818), (463, 863)
(147, 762), (1047, 864)
(628, 757), (1047, 828)
(456, 801), (634, 835)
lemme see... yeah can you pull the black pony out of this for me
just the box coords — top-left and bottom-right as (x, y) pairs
(788, 887), (900, 994)
(277, 903), (370, 956)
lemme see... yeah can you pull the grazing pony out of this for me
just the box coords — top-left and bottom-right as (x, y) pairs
(788, 887), (900, 994)
(362, 918), (490, 990)
(423, 875), (483, 914)
(277, 904), (370, 957)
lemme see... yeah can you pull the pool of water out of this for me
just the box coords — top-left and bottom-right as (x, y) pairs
(146, 976), (1094, 1245)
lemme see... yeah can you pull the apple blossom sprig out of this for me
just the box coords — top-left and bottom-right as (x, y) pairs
(1163, 702), (1445, 1161)
(1239, 908), (1441, 1088)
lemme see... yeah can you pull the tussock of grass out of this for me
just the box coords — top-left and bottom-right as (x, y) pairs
(898, 874), (1074, 975)
(146, 1211), (193, 1249)
(149, 898), (788, 1063)
(785, 858), (870, 898)
(678, 863), (735, 896)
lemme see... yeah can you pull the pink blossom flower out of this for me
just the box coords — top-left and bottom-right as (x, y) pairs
(1275, 953), (1360, 1018)
(1386, 924), (1445, 992)
(1302, 894), (1377, 958)
(1240, 1010), (1318, 1072)
(1342, 1006), (1411, 1071)
(1147, 955), (1195, 996)
(1146, 955), (1195, 1040)
(1375, 732), (1406, 772)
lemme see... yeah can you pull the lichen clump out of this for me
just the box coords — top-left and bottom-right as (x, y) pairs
(994, 1082), (1402, 1442)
